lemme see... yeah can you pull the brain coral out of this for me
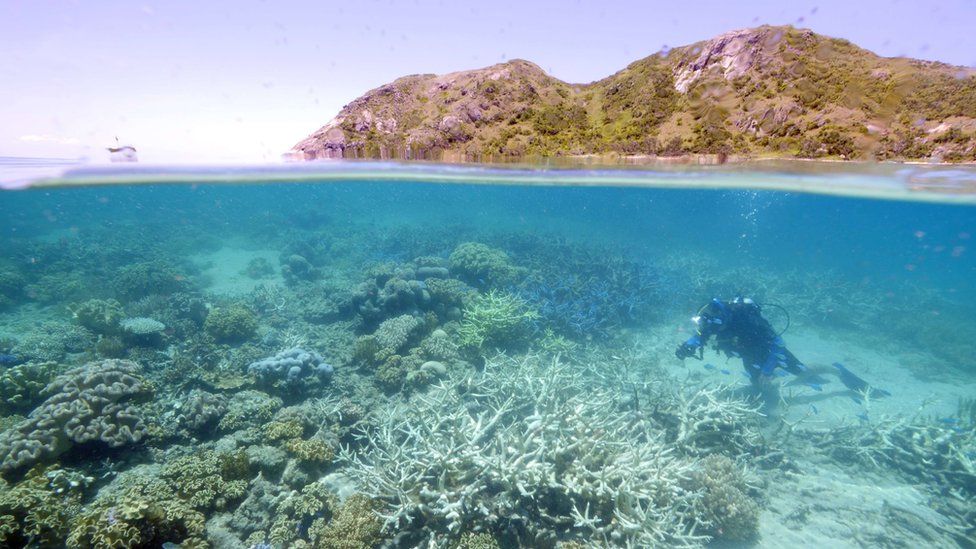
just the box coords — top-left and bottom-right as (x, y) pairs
(0, 359), (153, 475)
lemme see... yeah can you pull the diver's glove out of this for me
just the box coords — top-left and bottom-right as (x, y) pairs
(676, 335), (701, 360)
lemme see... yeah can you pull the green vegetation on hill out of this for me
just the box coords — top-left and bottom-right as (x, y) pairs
(293, 26), (976, 162)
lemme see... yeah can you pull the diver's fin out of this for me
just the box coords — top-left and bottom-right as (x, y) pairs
(833, 362), (890, 398)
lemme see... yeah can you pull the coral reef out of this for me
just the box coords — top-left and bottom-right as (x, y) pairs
(281, 254), (320, 285)
(0, 269), (26, 310)
(119, 316), (167, 346)
(177, 390), (228, 434)
(113, 260), (190, 301)
(307, 493), (383, 549)
(457, 291), (538, 351)
(67, 474), (207, 547)
(243, 257), (276, 279)
(11, 322), (94, 363)
(218, 390), (283, 432)
(342, 353), (763, 546)
(0, 361), (63, 415)
(0, 466), (87, 546)
(266, 481), (336, 546)
(69, 298), (125, 335)
(373, 314), (425, 359)
(204, 304), (259, 343)
(248, 347), (334, 389)
(160, 450), (251, 511)
(686, 455), (761, 540)
(0, 359), (153, 475)
(449, 242), (518, 288)
(346, 267), (432, 325)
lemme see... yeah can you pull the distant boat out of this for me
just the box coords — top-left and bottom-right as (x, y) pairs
(107, 137), (138, 162)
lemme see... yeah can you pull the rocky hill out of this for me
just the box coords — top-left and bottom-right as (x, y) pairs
(291, 26), (976, 162)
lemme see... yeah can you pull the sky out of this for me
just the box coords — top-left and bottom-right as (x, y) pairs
(1, 0), (974, 164)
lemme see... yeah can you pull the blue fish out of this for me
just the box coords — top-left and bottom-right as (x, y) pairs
(773, 353), (787, 361)
(750, 363), (761, 370)
(774, 369), (790, 378)
(729, 351), (741, 358)
(856, 412), (870, 422)
(0, 353), (17, 365)
(804, 382), (823, 392)
(809, 404), (819, 415)
(703, 363), (716, 370)
(741, 371), (751, 379)
(795, 362), (808, 372)
(938, 417), (959, 425)
(720, 369), (731, 375)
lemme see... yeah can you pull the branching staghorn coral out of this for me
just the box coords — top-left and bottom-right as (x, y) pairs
(810, 408), (976, 544)
(341, 352), (764, 547)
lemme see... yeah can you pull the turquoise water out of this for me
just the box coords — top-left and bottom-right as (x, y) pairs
(0, 162), (974, 547)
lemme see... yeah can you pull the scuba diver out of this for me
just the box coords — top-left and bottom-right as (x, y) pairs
(675, 297), (889, 414)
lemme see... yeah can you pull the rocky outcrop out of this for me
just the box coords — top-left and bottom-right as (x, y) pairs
(292, 25), (976, 162)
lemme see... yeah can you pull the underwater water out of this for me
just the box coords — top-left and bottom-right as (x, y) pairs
(0, 162), (974, 548)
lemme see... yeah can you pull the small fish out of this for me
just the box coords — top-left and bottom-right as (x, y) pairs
(773, 353), (787, 361)
(741, 371), (752, 379)
(938, 417), (960, 425)
(809, 404), (819, 415)
(856, 412), (870, 422)
(730, 351), (741, 358)
(804, 382), (823, 392)
(710, 317), (723, 325)
(0, 353), (18, 365)
(750, 363), (761, 370)
(720, 369), (731, 375)
(703, 363), (716, 371)
(794, 362), (808, 372)
(773, 369), (790, 378)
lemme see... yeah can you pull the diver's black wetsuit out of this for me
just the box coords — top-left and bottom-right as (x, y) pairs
(675, 297), (888, 400)
(675, 297), (807, 382)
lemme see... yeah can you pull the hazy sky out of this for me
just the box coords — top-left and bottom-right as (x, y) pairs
(2, 0), (974, 163)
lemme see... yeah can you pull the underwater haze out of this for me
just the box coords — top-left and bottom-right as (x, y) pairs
(0, 162), (974, 548)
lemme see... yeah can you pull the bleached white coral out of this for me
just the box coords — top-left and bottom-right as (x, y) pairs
(341, 353), (763, 547)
